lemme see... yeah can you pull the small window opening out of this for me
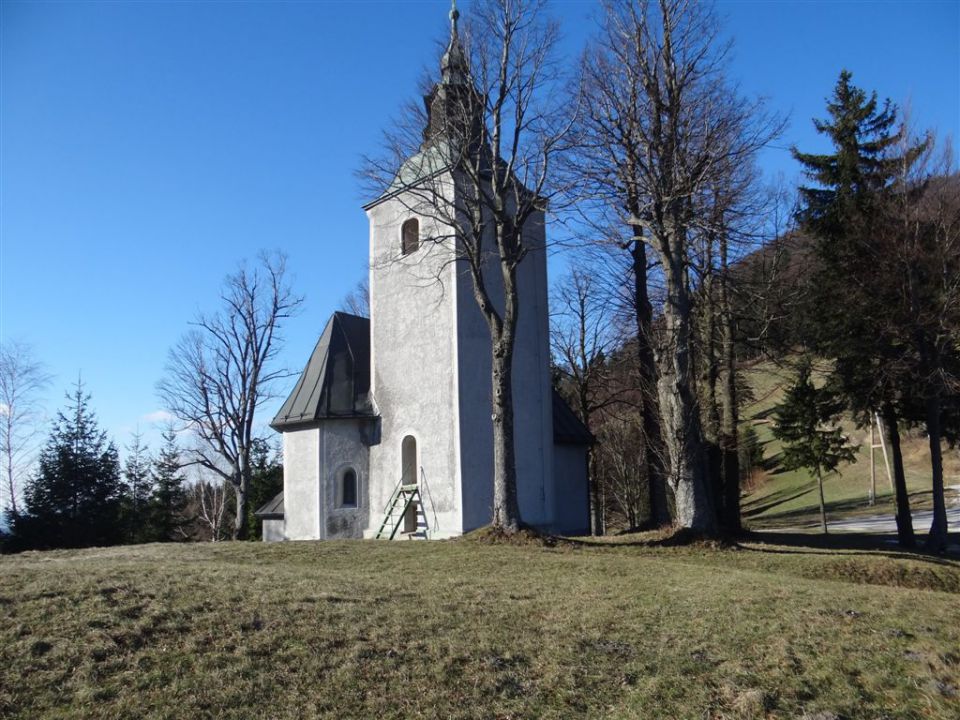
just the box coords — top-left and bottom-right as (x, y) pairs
(340, 468), (357, 508)
(401, 218), (420, 255)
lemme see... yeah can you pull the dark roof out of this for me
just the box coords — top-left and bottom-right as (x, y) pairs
(552, 389), (595, 445)
(254, 491), (284, 519)
(272, 311), (592, 447)
(271, 312), (375, 431)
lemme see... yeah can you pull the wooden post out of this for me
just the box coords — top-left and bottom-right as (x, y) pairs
(869, 420), (876, 505)
(874, 412), (895, 492)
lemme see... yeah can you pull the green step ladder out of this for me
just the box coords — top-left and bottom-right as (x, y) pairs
(375, 483), (422, 540)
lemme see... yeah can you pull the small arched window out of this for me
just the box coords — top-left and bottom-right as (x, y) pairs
(339, 468), (358, 508)
(401, 218), (420, 255)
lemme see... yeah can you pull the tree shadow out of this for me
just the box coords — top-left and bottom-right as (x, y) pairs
(739, 530), (960, 564)
(741, 484), (814, 517)
(748, 488), (938, 529)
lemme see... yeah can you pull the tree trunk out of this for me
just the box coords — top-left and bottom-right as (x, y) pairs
(587, 446), (603, 535)
(232, 465), (250, 541)
(882, 403), (915, 548)
(491, 345), (521, 532)
(657, 255), (715, 533)
(701, 270), (724, 519)
(924, 394), (948, 552)
(701, 273), (722, 446)
(631, 235), (670, 527)
(815, 467), (828, 534)
(718, 233), (741, 533)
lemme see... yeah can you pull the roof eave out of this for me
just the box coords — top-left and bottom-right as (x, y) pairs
(361, 164), (452, 212)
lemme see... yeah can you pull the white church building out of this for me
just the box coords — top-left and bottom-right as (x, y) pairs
(255, 5), (591, 542)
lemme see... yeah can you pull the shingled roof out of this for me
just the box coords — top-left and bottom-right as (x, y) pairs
(272, 312), (593, 447)
(270, 312), (375, 431)
(552, 389), (594, 446)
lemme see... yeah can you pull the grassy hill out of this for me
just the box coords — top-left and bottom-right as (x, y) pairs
(739, 359), (960, 531)
(2, 537), (959, 719)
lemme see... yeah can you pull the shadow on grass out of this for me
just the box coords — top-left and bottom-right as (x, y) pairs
(741, 484), (814, 517)
(748, 489), (938, 528)
(572, 525), (960, 564)
(739, 529), (960, 564)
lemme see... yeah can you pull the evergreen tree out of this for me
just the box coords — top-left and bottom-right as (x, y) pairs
(150, 425), (187, 542)
(793, 70), (907, 240)
(121, 431), (153, 543)
(772, 361), (856, 533)
(791, 70), (926, 547)
(12, 381), (122, 549)
(244, 438), (282, 540)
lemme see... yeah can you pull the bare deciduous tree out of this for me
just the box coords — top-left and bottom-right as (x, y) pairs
(158, 252), (302, 540)
(191, 471), (229, 542)
(551, 268), (619, 534)
(362, 0), (572, 532)
(879, 128), (960, 552)
(0, 341), (51, 515)
(340, 273), (370, 318)
(574, 0), (781, 532)
(595, 411), (647, 530)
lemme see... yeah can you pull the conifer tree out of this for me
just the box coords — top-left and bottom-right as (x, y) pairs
(791, 70), (926, 547)
(150, 425), (187, 541)
(793, 70), (908, 239)
(121, 431), (153, 543)
(772, 361), (856, 533)
(12, 381), (122, 549)
(244, 437), (282, 540)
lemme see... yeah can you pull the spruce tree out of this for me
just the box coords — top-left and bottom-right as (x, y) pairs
(150, 425), (187, 542)
(245, 438), (282, 540)
(13, 381), (122, 549)
(791, 70), (926, 547)
(772, 361), (856, 533)
(121, 431), (154, 543)
(793, 70), (906, 239)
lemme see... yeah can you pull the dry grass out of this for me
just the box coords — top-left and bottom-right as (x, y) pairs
(2, 537), (959, 719)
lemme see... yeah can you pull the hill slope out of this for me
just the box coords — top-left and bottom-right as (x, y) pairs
(739, 359), (960, 531)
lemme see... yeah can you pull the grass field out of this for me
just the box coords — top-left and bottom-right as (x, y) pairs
(2, 535), (959, 719)
(738, 360), (960, 531)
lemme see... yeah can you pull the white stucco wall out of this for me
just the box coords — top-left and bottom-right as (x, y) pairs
(282, 427), (321, 540)
(321, 419), (371, 539)
(261, 518), (285, 542)
(552, 444), (591, 535)
(366, 183), (463, 539)
(455, 206), (555, 531)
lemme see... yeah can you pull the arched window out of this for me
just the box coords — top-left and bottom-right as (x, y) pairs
(339, 467), (358, 508)
(401, 218), (419, 255)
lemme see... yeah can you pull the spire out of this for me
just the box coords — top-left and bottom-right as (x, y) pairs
(421, 0), (480, 149)
(441, 0), (468, 85)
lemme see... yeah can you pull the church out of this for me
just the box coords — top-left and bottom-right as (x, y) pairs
(255, 4), (591, 542)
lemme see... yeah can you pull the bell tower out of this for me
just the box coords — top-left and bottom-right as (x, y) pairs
(362, 1), (554, 538)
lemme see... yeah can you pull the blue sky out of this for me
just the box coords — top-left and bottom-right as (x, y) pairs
(2, 0), (958, 456)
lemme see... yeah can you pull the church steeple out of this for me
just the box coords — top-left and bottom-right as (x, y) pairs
(422, 0), (480, 149)
(440, 0), (468, 86)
